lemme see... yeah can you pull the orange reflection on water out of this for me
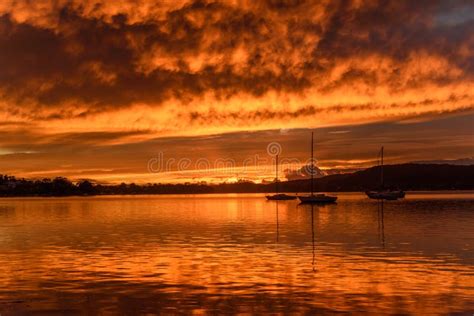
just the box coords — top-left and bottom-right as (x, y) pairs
(0, 193), (473, 314)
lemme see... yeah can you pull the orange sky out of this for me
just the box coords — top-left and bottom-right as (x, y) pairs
(0, 0), (473, 183)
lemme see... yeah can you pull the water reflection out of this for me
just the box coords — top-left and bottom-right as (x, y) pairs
(0, 193), (473, 314)
(275, 201), (279, 243)
(311, 205), (316, 271)
(378, 200), (385, 248)
(295, 203), (318, 272)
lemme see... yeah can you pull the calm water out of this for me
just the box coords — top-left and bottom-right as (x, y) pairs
(0, 192), (473, 315)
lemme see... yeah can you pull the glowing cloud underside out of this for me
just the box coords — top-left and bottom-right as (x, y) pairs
(0, 0), (472, 182)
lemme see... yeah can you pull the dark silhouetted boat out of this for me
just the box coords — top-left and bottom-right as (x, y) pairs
(266, 154), (297, 200)
(366, 146), (405, 200)
(298, 132), (337, 204)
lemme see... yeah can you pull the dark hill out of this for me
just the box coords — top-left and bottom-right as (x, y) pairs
(1, 164), (473, 196)
(265, 164), (474, 193)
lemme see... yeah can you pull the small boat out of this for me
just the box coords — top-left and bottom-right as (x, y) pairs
(366, 146), (405, 200)
(267, 193), (297, 200)
(266, 154), (297, 200)
(299, 193), (337, 203)
(366, 190), (405, 200)
(298, 132), (337, 204)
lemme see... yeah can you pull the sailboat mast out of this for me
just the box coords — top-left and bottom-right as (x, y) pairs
(276, 154), (279, 193)
(311, 132), (314, 194)
(381, 146), (384, 188)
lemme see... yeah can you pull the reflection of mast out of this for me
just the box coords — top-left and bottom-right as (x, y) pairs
(276, 201), (279, 243)
(296, 203), (317, 271)
(377, 200), (385, 248)
(380, 146), (384, 188)
(311, 204), (316, 271)
(311, 132), (314, 194)
(276, 154), (279, 194)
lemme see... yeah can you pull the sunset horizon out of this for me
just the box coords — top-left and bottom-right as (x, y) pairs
(0, 1), (473, 314)
(0, 0), (473, 184)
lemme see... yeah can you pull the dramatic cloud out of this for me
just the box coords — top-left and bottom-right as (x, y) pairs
(0, 0), (472, 181)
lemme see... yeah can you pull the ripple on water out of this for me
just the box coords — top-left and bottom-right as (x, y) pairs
(0, 193), (473, 314)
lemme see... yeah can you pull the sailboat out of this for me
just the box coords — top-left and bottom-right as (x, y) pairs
(298, 132), (337, 204)
(266, 154), (297, 200)
(366, 146), (405, 200)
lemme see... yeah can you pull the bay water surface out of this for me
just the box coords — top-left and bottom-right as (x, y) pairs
(0, 192), (473, 314)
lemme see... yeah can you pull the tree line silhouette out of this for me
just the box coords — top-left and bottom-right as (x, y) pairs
(1, 163), (473, 197)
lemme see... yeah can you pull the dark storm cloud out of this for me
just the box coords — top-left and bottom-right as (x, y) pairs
(186, 94), (473, 125)
(0, 0), (472, 120)
(0, 1), (309, 115)
(0, 0), (473, 182)
(0, 129), (151, 154)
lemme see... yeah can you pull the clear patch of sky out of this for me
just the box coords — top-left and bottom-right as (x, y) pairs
(435, 3), (474, 26)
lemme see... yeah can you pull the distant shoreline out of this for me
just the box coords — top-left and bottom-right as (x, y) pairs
(1, 189), (474, 199)
(1, 163), (473, 197)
